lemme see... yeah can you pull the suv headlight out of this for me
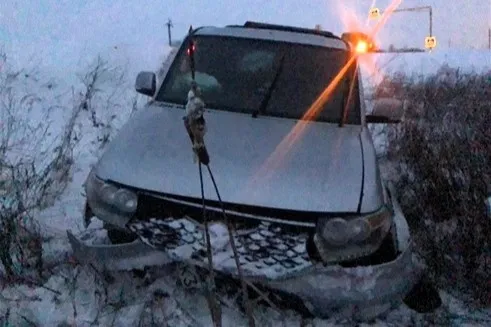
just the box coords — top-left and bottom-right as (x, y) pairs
(85, 169), (138, 219)
(313, 206), (393, 264)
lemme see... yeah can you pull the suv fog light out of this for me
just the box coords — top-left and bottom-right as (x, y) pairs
(115, 189), (138, 213)
(321, 218), (350, 246)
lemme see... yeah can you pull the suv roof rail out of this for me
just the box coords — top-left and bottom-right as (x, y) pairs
(226, 21), (340, 40)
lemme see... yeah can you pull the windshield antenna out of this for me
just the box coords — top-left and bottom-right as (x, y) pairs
(187, 25), (196, 82)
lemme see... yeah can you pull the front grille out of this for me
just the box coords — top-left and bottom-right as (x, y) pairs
(128, 217), (313, 277)
(135, 192), (315, 232)
(134, 191), (327, 225)
(136, 192), (261, 230)
(129, 192), (317, 278)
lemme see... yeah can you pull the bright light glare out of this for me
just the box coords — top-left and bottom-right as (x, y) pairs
(355, 41), (368, 53)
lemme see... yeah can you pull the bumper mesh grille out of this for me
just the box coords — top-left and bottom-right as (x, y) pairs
(129, 193), (317, 277)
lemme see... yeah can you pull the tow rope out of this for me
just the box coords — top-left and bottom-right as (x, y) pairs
(183, 26), (255, 327)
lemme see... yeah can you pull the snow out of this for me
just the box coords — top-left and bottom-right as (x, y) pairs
(1, 9), (491, 323)
(208, 222), (231, 252)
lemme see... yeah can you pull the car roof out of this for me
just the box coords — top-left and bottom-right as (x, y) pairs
(193, 22), (349, 51)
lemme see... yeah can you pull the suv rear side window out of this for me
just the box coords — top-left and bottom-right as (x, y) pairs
(156, 35), (361, 125)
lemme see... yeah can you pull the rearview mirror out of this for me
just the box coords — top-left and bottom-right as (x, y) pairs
(366, 97), (406, 124)
(135, 71), (156, 97)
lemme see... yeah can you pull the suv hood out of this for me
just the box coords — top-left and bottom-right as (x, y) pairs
(95, 103), (364, 213)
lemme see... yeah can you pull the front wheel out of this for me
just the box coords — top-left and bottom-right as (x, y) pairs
(403, 273), (442, 313)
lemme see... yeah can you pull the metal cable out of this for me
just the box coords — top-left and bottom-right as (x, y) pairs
(189, 25), (253, 326)
(206, 165), (256, 327)
(199, 161), (222, 327)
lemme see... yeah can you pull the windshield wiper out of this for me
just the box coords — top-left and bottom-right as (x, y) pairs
(339, 61), (359, 127)
(252, 53), (286, 118)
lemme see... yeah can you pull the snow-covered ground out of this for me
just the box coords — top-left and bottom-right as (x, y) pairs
(1, 35), (491, 326)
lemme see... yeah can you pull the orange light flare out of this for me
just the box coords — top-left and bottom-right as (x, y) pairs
(338, 0), (403, 85)
(342, 0), (404, 102)
(359, 55), (383, 86)
(244, 55), (357, 193)
(370, 0), (403, 38)
(355, 40), (369, 53)
(337, 1), (385, 81)
(244, 0), (403, 194)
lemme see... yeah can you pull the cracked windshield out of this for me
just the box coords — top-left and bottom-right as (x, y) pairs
(157, 35), (361, 124)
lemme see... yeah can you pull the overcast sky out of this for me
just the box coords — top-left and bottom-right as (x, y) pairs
(1, 0), (489, 70)
(165, 0), (491, 49)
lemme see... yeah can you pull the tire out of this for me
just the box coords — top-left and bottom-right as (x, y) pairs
(403, 274), (442, 313)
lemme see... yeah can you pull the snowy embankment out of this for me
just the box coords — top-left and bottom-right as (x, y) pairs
(1, 47), (490, 326)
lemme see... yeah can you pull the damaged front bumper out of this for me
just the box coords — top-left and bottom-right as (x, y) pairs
(67, 214), (422, 320)
(261, 242), (421, 319)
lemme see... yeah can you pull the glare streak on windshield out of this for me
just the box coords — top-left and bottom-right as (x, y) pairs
(156, 35), (361, 124)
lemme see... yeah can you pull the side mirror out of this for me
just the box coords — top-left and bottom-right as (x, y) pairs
(135, 71), (156, 97)
(366, 97), (406, 124)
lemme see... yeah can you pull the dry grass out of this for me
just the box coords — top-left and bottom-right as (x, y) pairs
(377, 66), (491, 306)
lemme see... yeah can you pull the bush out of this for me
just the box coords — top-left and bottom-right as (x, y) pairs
(0, 52), (81, 281)
(0, 49), (142, 284)
(377, 66), (491, 306)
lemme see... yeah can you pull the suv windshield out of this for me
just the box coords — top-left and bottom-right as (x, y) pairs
(156, 35), (361, 124)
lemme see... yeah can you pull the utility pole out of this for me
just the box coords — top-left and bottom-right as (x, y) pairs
(429, 6), (433, 37)
(488, 28), (490, 49)
(166, 19), (173, 46)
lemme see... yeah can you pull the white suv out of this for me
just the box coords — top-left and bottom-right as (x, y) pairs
(68, 21), (440, 319)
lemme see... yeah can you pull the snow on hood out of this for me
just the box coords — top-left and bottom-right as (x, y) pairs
(95, 103), (365, 213)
